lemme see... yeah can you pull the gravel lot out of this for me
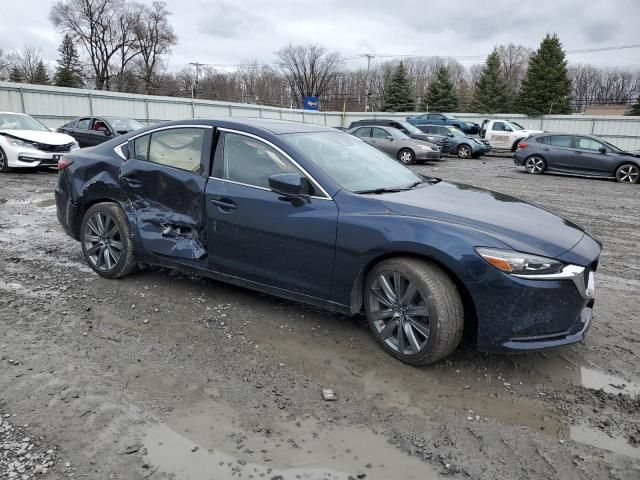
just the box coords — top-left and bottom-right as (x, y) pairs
(0, 155), (639, 480)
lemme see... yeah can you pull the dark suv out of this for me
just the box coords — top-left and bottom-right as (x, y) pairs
(348, 119), (451, 151)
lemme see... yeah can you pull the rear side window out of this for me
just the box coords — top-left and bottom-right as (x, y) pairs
(147, 128), (204, 173)
(77, 118), (91, 130)
(548, 135), (573, 148)
(219, 132), (299, 189)
(536, 136), (550, 144)
(133, 135), (150, 161)
(353, 127), (371, 138)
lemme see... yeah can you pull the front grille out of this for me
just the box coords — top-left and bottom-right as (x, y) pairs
(36, 142), (73, 153)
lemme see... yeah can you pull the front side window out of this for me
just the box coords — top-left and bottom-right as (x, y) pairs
(576, 137), (605, 151)
(372, 128), (390, 139)
(548, 135), (573, 148)
(220, 132), (299, 189)
(283, 131), (423, 193)
(147, 128), (204, 172)
(507, 121), (525, 130)
(492, 122), (505, 131)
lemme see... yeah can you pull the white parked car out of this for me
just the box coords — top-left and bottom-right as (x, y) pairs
(478, 119), (543, 152)
(0, 112), (79, 172)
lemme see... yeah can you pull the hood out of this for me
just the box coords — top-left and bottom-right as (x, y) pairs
(0, 129), (76, 145)
(378, 181), (585, 258)
(408, 132), (435, 142)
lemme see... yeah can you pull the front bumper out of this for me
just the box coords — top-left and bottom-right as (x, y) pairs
(6, 147), (66, 168)
(416, 150), (442, 161)
(469, 234), (601, 353)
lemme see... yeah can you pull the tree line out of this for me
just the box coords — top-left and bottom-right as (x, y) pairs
(0, 0), (638, 116)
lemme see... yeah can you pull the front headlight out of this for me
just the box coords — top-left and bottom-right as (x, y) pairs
(7, 137), (37, 149)
(475, 248), (564, 275)
(70, 141), (80, 150)
(419, 145), (433, 151)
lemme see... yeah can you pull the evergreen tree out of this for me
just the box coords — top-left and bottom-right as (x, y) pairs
(9, 65), (23, 83)
(32, 60), (50, 85)
(627, 94), (640, 116)
(421, 66), (458, 112)
(381, 62), (415, 112)
(517, 34), (572, 116)
(469, 49), (509, 113)
(54, 34), (84, 88)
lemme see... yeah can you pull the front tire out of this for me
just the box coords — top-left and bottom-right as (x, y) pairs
(0, 147), (10, 173)
(364, 258), (464, 366)
(525, 155), (546, 174)
(615, 163), (639, 184)
(397, 149), (415, 165)
(80, 202), (136, 278)
(457, 144), (472, 159)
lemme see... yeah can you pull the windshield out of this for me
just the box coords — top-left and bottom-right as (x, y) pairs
(507, 121), (525, 130)
(283, 132), (423, 192)
(445, 126), (465, 137)
(396, 121), (422, 135)
(106, 117), (144, 132)
(389, 128), (410, 140)
(0, 113), (49, 132)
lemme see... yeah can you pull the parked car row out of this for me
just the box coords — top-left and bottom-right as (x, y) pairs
(348, 125), (442, 164)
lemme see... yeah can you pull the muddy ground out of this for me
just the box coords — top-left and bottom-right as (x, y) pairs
(0, 155), (639, 480)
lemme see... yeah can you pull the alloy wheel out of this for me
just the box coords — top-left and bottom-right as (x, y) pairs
(0, 150), (6, 171)
(83, 211), (123, 271)
(616, 164), (639, 184)
(458, 145), (471, 159)
(399, 150), (414, 164)
(368, 271), (431, 356)
(525, 156), (545, 174)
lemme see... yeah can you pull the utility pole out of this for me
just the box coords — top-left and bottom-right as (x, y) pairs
(188, 62), (202, 100)
(363, 54), (374, 112)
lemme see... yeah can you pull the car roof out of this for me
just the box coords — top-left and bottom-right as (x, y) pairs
(0, 111), (29, 116)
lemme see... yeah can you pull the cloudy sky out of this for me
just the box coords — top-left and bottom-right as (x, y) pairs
(2, 0), (639, 72)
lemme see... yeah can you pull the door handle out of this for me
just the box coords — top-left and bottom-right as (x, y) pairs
(121, 176), (143, 187)
(210, 198), (237, 211)
(543, 148), (550, 151)
(573, 151), (582, 154)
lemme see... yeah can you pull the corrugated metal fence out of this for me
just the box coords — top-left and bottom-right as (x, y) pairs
(2, 81), (640, 150)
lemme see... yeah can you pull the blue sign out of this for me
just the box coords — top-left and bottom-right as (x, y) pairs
(304, 96), (319, 110)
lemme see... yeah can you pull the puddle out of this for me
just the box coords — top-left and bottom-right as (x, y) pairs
(143, 400), (447, 480)
(571, 424), (640, 459)
(517, 355), (640, 398)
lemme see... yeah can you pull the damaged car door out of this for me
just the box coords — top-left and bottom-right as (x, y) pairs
(120, 125), (213, 261)
(206, 130), (338, 298)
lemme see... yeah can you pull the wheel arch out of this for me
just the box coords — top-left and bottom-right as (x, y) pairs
(73, 196), (128, 237)
(511, 137), (526, 152)
(349, 251), (478, 345)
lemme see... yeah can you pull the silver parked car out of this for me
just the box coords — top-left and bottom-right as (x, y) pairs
(347, 125), (442, 164)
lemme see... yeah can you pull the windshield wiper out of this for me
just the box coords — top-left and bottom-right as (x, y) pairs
(354, 187), (405, 194)
(405, 180), (424, 189)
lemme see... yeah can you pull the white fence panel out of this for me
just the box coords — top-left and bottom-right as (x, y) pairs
(1, 81), (639, 150)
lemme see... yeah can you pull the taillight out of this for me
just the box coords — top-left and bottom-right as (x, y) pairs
(518, 142), (529, 149)
(58, 158), (73, 170)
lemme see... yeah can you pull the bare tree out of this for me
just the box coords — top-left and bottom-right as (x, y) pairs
(0, 49), (10, 80)
(50, 0), (127, 90)
(112, 2), (144, 92)
(8, 45), (47, 84)
(496, 44), (532, 103)
(277, 44), (340, 107)
(134, 1), (176, 94)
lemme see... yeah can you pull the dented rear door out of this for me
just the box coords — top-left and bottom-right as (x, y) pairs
(119, 125), (213, 261)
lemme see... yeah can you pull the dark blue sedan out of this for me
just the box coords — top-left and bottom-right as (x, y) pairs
(55, 119), (601, 365)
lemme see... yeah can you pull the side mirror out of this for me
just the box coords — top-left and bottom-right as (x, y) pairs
(448, 133), (454, 137)
(268, 173), (308, 198)
(386, 135), (394, 141)
(599, 147), (607, 154)
(104, 130), (113, 137)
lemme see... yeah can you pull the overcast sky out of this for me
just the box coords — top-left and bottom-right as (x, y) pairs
(2, 0), (639, 72)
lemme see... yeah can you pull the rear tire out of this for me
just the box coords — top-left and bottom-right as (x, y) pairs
(525, 155), (546, 174)
(80, 202), (136, 278)
(0, 147), (10, 173)
(615, 163), (639, 184)
(397, 149), (415, 165)
(364, 258), (464, 366)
